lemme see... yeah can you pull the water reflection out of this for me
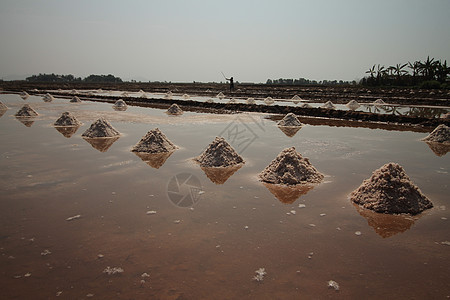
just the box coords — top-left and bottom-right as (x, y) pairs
(83, 137), (120, 152)
(362, 104), (448, 118)
(54, 126), (80, 138)
(133, 151), (174, 169)
(15, 116), (35, 127)
(277, 126), (301, 138)
(425, 142), (450, 157)
(262, 182), (313, 204)
(200, 165), (243, 184)
(353, 204), (418, 238)
(0, 109), (6, 118)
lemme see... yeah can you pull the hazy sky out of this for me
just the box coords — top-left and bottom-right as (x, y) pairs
(1, 0), (449, 82)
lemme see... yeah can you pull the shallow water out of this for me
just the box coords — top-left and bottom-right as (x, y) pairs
(0, 93), (449, 299)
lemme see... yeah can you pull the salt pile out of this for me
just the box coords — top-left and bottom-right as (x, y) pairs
(321, 101), (336, 109)
(53, 112), (82, 127)
(246, 98), (256, 104)
(300, 103), (312, 108)
(0, 100), (8, 110)
(195, 137), (244, 167)
(292, 95), (302, 104)
(206, 98), (214, 103)
(113, 99), (127, 110)
(167, 103), (183, 115)
(277, 113), (303, 127)
(182, 94), (190, 100)
(346, 100), (360, 110)
(259, 147), (323, 185)
(15, 104), (38, 117)
(121, 92), (129, 97)
(20, 91), (30, 100)
(71, 89), (78, 94)
(422, 124), (450, 144)
(82, 117), (120, 138)
(132, 128), (178, 153)
(264, 97), (274, 105)
(70, 96), (81, 103)
(165, 91), (173, 100)
(217, 92), (225, 99)
(350, 162), (433, 215)
(42, 93), (54, 102)
(373, 98), (386, 105)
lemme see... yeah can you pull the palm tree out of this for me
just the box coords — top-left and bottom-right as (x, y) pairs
(393, 63), (408, 83)
(408, 61), (420, 84)
(376, 64), (386, 85)
(436, 60), (450, 83)
(418, 56), (438, 80)
(365, 65), (376, 79)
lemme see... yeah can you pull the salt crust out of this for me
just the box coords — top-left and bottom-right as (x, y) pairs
(132, 128), (178, 153)
(422, 124), (450, 144)
(195, 137), (244, 167)
(258, 147), (323, 185)
(53, 112), (81, 127)
(350, 162), (432, 215)
(82, 117), (120, 138)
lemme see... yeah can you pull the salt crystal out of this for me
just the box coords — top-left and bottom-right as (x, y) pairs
(355, 231), (362, 236)
(320, 213), (326, 217)
(298, 204), (306, 208)
(141, 272), (150, 278)
(441, 241), (450, 246)
(66, 215), (81, 221)
(244, 226), (249, 230)
(253, 268), (266, 282)
(41, 249), (51, 256)
(24, 273), (31, 277)
(103, 266), (124, 275)
(327, 280), (340, 291)
(290, 210), (296, 215)
(174, 220), (181, 224)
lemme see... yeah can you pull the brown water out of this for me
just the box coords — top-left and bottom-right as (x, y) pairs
(0, 94), (449, 299)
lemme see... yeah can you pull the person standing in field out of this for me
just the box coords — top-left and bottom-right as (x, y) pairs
(225, 76), (234, 92)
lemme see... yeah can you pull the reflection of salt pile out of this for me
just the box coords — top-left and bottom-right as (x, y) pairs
(206, 98), (214, 103)
(373, 98), (386, 105)
(53, 111), (82, 127)
(277, 113), (303, 127)
(201, 164), (243, 184)
(422, 124), (450, 144)
(132, 128), (178, 153)
(228, 98), (237, 104)
(246, 98), (256, 104)
(300, 103), (312, 108)
(134, 152), (174, 169)
(121, 92), (129, 97)
(167, 103), (183, 115)
(15, 104), (38, 117)
(346, 100), (360, 110)
(263, 182), (313, 204)
(43, 93), (54, 102)
(264, 97), (274, 105)
(55, 126), (80, 138)
(113, 99), (128, 110)
(195, 137), (244, 167)
(217, 92), (225, 99)
(0, 100), (8, 110)
(20, 91), (30, 100)
(321, 101), (336, 109)
(350, 162), (433, 215)
(70, 96), (82, 103)
(82, 117), (120, 138)
(292, 95), (302, 104)
(259, 147), (323, 185)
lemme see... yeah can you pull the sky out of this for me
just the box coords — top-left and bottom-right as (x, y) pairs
(1, 0), (449, 83)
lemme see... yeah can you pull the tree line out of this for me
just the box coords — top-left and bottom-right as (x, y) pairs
(266, 78), (355, 86)
(361, 56), (449, 88)
(26, 73), (123, 83)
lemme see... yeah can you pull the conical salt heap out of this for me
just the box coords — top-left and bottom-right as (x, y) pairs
(113, 99), (127, 110)
(70, 96), (81, 103)
(422, 124), (450, 144)
(182, 94), (190, 100)
(292, 95), (302, 104)
(132, 128), (178, 153)
(373, 98), (386, 105)
(20, 91), (30, 100)
(217, 92), (225, 99)
(195, 137), (244, 167)
(277, 113), (303, 127)
(264, 97), (274, 105)
(259, 147), (323, 185)
(15, 104), (38, 117)
(167, 103), (183, 115)
(346, 100), (360, 110)
(82, 117), (120, 138)
(53, 112), (82, 127)
(321, 101), (336, 109)
(246, 98), (255, 104)
(350, 162), (433, 215)
(43, 93), (54, 102)
(0, 100), (8, 110)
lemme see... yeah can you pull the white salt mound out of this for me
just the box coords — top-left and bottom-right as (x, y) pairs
(346, 100), (360, 109)
(70, 96), (81, 103)
(259, 147), (324, 185)
(0, 101), (8, 110)
(217, 92), (225, 99)
(422, 124), (450, 144)
(321, 101), (336, 109)
(195, 137), (244, 167)
(246, 98), (256, 104)
(15, 104), (38, 117)
(53, 112), (81, 127)
(167, 103), (183, 115)
(350, 162), (433, 215)
(113, 99), (127, 108)
(292, 95), (302, 102)
(82, 117), (120, 138)
(278, 113), (303, 127)
(264, 97), (274, 105)
(164, 92), (173, 100)
(43, 93), (54, 102)
(182, 94), (190, 100)
(20, 91), (30, 100)
(132, 128), (178, 153)
(373, 98), (386, 105)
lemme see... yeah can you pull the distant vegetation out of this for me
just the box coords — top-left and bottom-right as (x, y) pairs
(26, 73), (122, 83)
(361, 56), (449, 89)
(266, 78), (355, 86)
